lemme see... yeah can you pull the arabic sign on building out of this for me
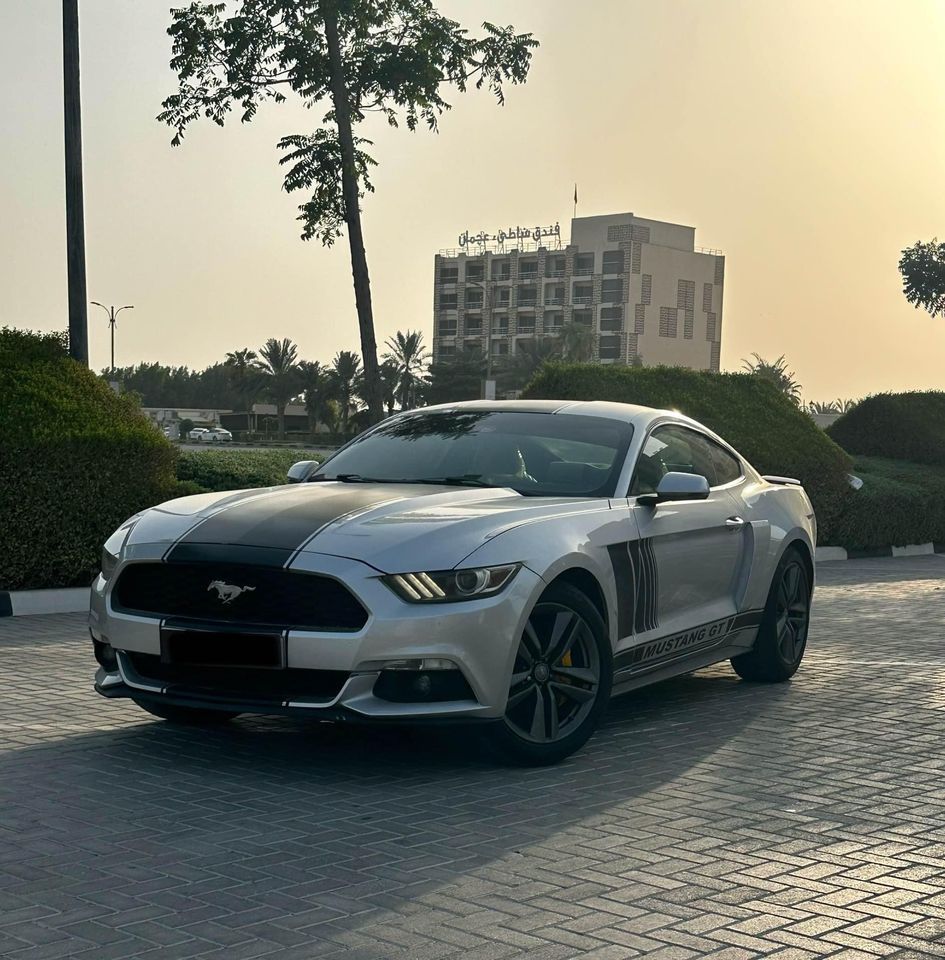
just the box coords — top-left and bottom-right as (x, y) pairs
(458, 223), (561, 249)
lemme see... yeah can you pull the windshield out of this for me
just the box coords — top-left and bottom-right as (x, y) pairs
(313, 410), (633, 498)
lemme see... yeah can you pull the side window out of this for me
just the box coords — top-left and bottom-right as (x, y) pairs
(630, 425), (720, 494)
(709, 440), (743, 486)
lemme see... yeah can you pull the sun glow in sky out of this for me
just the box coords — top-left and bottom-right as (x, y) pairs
(4, 0), (945, 401)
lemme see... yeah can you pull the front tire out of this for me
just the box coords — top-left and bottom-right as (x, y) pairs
(487, 582), (612, 766)
(731, 546), (811, 682)
(132, 698), (239, 725)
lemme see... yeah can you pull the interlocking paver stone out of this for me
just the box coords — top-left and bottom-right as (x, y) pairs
(3, 556), (945, 958)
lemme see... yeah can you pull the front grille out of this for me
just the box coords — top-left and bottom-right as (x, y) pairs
(113, 562), (368, 631)
(126, 653), (349, 703)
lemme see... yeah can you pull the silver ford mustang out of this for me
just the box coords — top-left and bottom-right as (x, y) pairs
(91, 400), (816, 764)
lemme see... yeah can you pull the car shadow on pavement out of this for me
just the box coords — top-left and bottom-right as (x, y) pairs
(0, 667), (796, 957)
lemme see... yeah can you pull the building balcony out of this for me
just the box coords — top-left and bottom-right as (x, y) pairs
(572, 295), (593, 305)
(544, 297), (564, 305)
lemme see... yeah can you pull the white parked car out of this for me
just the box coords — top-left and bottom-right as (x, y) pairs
(187, 427), (232, 442)
(92, 400), (816, 764)
(187, 427), (209, 441)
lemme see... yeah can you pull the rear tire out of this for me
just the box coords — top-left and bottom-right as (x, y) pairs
(487, 582), (612, 766)
(731, 546), (811, 682)
(132, 699), (239, 725)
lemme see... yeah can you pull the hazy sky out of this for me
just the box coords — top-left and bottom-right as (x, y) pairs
(4, 0), (945, 401)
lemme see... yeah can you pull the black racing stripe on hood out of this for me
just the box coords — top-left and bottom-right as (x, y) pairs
(165, 484), (428, 560)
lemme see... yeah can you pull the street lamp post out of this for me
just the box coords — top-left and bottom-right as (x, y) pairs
(91, 302), (134, 373)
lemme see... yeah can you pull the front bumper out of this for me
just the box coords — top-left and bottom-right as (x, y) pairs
(90, 551), (542, 721)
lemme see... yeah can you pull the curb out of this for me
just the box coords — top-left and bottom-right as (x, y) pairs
(0, 587), (90, 618)
(816, 542), (944, 563)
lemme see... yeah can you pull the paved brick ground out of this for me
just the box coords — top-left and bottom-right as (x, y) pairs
(2, 557), (945, 959)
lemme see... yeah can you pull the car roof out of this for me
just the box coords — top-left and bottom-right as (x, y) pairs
(417, 398), (687, 428)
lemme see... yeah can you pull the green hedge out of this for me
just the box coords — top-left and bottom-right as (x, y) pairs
(1, 328), (179, 590)
(824, 457), (945, 550)
(827, 391), (945, 466)
(177, 449), (324, 492)
(523, 363), (853, 532)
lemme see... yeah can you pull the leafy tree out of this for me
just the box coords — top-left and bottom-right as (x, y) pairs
(257, 337), (300, 439)
(383, 329), (429, 410)
(504, 336), (561, 392)
(899, 239), (945, 317)
(329, 350), (362, 436)
(178, 417), (195, 439)
(159, 1), (539, 425)
(224, 348), (265, 427)
(296, 359), (332, 436)
(741, 352), (802, 404)
(424, 350), (485, 405)
(558, 320), (594, 362)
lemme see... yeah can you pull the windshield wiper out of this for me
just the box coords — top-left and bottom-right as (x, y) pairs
(407, 475), (497, 488)
(308, 473), (387, 483)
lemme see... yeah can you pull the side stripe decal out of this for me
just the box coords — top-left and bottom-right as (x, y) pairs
(608, 537), (660, 638)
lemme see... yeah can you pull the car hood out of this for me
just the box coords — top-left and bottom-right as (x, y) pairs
(124, 481), (599, 573)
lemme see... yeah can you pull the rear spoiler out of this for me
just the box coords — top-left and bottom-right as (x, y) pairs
(762, 475), (801, 486)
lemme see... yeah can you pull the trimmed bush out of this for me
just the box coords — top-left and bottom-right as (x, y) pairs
(824, 457), (945, 549)
(0, 328), (179, 590)
(523, 363), (853, 530)
(177, 449), (324, 492)
(827, 391), (945, 466)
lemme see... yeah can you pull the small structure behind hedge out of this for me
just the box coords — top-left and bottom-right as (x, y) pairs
(0, 328), (179, 590)
(827, 391), (945, 466)
(523, 363), (853, 536)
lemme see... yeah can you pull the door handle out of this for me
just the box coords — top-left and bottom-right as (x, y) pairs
(725, 516), (746, 529)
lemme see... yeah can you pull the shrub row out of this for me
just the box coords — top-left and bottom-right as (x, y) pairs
(827, 391), (945, 467)
(176, 449), (324, 493)
(523, 363), (853, 532)
(0, 328), (179, 590)
(820, 457), (945, 549)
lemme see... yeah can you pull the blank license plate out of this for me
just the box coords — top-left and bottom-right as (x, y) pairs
(161, 629), (284, 668)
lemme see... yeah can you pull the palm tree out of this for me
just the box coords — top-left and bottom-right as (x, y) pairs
(507, 336), (562, 392)
(329, 350), (362, 436)
(224, 348), (264, 432)
(383, 330), (430, 410)
(378, 359), (399, 417)
(256, 338), (300, 439)
(741, 353), (802, 404)
(558, 320), (595, 362)
(296, 360), (332, 437)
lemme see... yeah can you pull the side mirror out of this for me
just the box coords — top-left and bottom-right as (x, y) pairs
(286, 460), (318, 483)
(639, 471), (710, 506)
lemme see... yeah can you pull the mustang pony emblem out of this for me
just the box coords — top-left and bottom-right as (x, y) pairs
(207, 580), (256, 604)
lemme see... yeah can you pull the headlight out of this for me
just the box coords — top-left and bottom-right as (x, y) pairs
(382, 564), (520, 603)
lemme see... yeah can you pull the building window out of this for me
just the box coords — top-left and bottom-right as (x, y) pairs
(545, 283), (565, 305)
(599, 335), (621, 360)
(574, 252), (594, 276)
(600, 306), (623, 332)
(439, 292), (458, 310)
(465, 287), (484, 309)
(547, 255), (566, 277)
(517, 285), (537, 307)
(518, 259), (538, 279)
(492, 340), (509, 356)
(494, 314), (509, 334)
(659, 307), (678, 338)
(464, 315), (482, 334)
(602, 250), (625, 274)
(572, 281), (593, 305)
(439, 265), (458, 284)
(572, 308), (592, 326)
(496, 287), (511, 307)
(466, 262), (484, 282)
(635, 303), (645, 334)
(641, 274), (652, 305)
(601, 279), (624, 304)
(438, 317), (457, 336)
(491, 259), (511, 281)
(516, 314), (535, 333)
(545, 311), (563, 329)
(437, 343), (456, 356)
(463, 339), (481, 354)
